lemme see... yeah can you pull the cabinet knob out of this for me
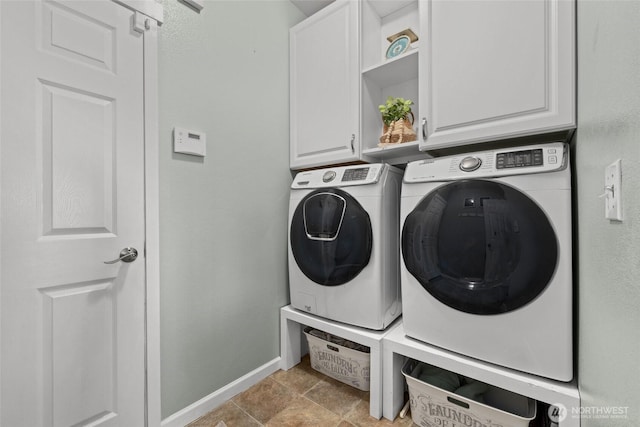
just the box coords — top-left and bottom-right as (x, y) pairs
(350, 134), (355, 153)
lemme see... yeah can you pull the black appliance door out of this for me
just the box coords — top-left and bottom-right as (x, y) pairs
(290, 188), (372, 286)
(402, 180), (558, 314)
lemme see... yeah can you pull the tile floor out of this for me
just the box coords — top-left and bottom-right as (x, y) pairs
(187, 355), (412, 427)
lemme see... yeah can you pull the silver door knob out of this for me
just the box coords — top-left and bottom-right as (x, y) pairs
(104, 247), (138, 264)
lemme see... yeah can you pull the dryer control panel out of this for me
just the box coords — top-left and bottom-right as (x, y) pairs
(404, 142), (568, 183)
(292, 164), (384, 189)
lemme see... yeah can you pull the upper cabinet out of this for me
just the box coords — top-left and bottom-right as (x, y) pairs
(419, 0), (576, 151)
(290, 0), (359, 170)
(289, 0), (576, 169)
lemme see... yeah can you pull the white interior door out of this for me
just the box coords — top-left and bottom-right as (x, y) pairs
(1, 1), (146, 426)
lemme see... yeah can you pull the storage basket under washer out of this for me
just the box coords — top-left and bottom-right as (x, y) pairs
(402, 359), (537, 427)
(303, 327), (370, 391)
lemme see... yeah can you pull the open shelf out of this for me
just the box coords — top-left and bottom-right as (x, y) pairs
(360, 0), (420, 160)
(361, 0), (419, 69)
(362, 140), (429, 165)
(362, 49), (419, 88)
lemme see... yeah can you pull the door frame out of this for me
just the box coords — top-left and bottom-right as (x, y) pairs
(140, 11), (162, 427)
(0, 1), (164, 425)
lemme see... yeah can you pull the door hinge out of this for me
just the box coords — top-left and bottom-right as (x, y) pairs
(133, 11), (151, 33)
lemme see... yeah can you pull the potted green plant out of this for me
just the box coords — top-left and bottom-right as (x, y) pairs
(378, 96), (417, 145)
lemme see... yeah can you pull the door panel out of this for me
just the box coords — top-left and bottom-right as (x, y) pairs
(42, 280), (117, 427)
(1, 1), (145, 426)
(42, 0), (116, 71)
(42, 81), (116, 235)
(432, 1), (547, 128)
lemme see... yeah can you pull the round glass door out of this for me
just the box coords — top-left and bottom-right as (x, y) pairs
(290, 188), (372, 286)
(402, 180), (558, 314)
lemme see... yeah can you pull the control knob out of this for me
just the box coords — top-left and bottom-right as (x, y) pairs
(459, 156), (482, 172)
(322, 171), (336, 183)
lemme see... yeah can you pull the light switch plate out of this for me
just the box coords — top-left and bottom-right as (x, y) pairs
(604, 159), (622, 221)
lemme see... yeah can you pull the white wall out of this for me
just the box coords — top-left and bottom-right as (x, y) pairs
(576, 1), (640, 425)
(158, 0), (304, 418)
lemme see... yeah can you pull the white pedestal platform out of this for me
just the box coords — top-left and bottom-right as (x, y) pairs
(280, 305), (399, 419)
(382, 321), (581, 426)
(280, 305), (580, 425)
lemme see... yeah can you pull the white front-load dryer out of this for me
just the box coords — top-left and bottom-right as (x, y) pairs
(288, 163), (402, 330)
(400, 142), (573, 381)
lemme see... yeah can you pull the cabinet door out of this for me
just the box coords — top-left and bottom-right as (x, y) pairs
(419, 0), (575, 150)
(290, 0), (359, 169)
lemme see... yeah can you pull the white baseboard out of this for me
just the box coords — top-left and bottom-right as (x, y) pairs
(161, 357), (282, 427)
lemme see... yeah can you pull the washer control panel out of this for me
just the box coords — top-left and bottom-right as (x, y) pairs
(292, 164), (383, 189)
(342, 167), (371, 182)
(405, 142), (568, 183)
(496, 148), (544, 169)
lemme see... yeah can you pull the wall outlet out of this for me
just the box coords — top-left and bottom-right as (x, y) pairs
(604, 159), (622, 221)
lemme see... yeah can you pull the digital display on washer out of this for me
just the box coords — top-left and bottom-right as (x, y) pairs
(342, 167), (369, 182)
(496, 149), (544, 169)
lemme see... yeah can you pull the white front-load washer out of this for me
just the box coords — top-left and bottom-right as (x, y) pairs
(400, 142), (573, 381)
(288, 163), (402, 330)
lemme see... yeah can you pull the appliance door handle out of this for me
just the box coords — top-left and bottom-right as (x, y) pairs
(303, 193), (347, 241)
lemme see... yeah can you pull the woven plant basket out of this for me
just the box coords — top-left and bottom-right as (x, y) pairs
(378, 111), (417, 146)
